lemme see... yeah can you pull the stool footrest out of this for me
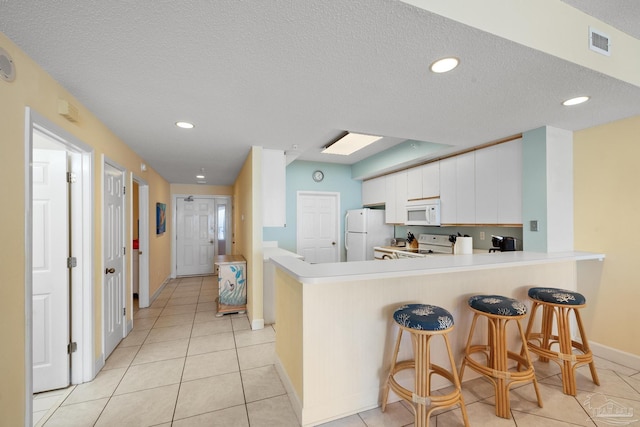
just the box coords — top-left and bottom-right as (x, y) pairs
(387, 360), (464, 409)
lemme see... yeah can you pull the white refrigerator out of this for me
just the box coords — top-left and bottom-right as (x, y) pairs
(345, 208), (394, 261)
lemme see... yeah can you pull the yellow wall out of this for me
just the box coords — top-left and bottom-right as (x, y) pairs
(0, 32), (171, 425)
(233, 147), (264, 327)
(574, 115), (640, 355)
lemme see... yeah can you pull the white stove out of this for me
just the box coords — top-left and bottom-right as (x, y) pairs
(387, 234), (454, 259)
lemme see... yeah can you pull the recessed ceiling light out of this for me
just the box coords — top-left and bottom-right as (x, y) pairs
(175, 121), (194, 129)
(430, 57), (459, 73)
(196, 174), (205, 179)
(322, 132), (382, 156)
(562, 96), (590, 106)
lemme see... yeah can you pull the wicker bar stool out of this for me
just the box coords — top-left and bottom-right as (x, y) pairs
(459, 295), (543, 418)
(382, 304), (469, 427)
(524, 287), (599, 396)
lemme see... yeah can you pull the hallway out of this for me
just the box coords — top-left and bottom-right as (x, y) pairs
(34, 275), (640, 426)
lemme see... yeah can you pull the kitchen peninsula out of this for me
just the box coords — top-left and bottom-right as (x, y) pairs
(270, 251), (604, 426)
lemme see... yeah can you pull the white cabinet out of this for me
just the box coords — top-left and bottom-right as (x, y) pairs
(439, 152), (475, 224)
(262, 149), (286, 227)
(497, 139), (522, 224)
(439, 157), (457, 224)
(475, 145), (499, 224)
(456, 152), (475, 224)
(422, 162), (440, 199)
(474, 140), (522, 224)
(362, 175), (386, 206)
(385, 171), (407, 224)
(407, 167), (422, 200)
(407, 162), (440, 200)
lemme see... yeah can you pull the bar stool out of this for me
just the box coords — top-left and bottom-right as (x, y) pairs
(382, 304), (469, 427)
(524, 287), (599, 396)
(459, 295), (543, 418)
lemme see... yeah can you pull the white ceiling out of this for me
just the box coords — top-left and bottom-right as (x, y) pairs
(1, 1), (639, 185)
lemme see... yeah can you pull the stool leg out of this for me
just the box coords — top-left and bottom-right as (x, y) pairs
(443, 333), (470, 427)
(558, 306), (577, 395)
(493, 317), (510, 419)
(459, 313), (480, 381)
(574, 309), (600, 386)
(382, 327), (403, 412)
(413, 333), (431, 427)
(539, 304), (555, 363)
(516, 318), (543, 409)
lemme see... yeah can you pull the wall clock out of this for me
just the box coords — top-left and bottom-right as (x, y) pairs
(312, 170), (324, 182)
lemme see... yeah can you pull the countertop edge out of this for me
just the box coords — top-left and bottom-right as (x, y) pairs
(270, 251), (605, 284)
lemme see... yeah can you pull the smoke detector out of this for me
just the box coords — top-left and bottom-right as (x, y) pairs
(589, 27), (611, 56)
(0, 47), (16, 82)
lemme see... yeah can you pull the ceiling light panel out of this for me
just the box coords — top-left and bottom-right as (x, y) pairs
(562, 96), (590, 106)
(322, 132), (382, 156)
(430, 57), (459, 73)
(176, 121), (194, 129)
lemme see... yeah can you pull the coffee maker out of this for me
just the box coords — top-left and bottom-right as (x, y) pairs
(489, 235), (517, 252)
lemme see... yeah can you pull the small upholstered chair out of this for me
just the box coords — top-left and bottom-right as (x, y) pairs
(524, 287), (599, 396)
(459, 295), (543, 418)
(382, 304), (469, 427)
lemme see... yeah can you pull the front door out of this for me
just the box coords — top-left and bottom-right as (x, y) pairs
(176, 197), (216, 276)
(103, 162), (125, 358)
(296, 192), (340, 263)
(32, 148), (70, 393)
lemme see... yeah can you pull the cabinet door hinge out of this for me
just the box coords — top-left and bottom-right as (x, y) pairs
(67, 342), (77, 354)
(66, 172), (77, 183)
(67, 257), (77, 268)
(123, 247), (126, 255)
(123, 186), (126, 195)
(123, 307), (126, 316)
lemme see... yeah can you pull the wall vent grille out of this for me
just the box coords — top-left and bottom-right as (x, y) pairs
(589, 27), (611, 56)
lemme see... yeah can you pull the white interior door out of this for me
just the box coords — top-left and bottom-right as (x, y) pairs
(176, 197), (216, 276)
(32, 148), (70, 393)
(104, 162), (125, 358)
(297, 192), (340, 263)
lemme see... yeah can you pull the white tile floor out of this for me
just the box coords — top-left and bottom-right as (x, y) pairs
(34, 275), (640, 426)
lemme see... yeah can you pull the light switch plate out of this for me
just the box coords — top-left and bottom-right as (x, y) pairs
(530, 220), (538, 232)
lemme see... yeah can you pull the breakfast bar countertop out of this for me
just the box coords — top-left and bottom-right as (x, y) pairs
(269, 250), (605, 284)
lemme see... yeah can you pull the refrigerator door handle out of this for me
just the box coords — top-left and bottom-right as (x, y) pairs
(344, 212), (349, 251)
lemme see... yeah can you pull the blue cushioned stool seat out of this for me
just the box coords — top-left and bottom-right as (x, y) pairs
(528, 287), (586, 305)
(468, 295), (527, 316)
(393, 304), (454, 331)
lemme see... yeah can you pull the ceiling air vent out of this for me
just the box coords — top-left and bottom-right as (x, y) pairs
(589, 27), (611, 56)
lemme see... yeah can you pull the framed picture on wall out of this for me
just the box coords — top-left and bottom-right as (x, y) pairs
(156, 202), (166, 235)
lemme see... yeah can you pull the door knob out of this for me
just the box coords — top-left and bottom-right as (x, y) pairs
(138, 251), (143, 255)
(105, 267), (115, 274)
(332, 242), (336, 245)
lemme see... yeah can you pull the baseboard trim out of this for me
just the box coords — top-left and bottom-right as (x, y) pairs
(94, 353), (105, 377)
(251, 318), (265, 330)
(591, 341), (640, 370)
(275, 357), (302, 425)
(150, 276), (171, 304)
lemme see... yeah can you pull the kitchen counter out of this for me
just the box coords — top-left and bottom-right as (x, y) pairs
(271, 250), (605, 426)
(270, 250), (604, 285)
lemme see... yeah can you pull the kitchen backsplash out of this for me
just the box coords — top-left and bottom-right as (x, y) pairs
(394, 225), (523, 251)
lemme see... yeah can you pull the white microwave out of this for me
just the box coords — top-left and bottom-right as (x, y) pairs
(405, 199), (441, 226)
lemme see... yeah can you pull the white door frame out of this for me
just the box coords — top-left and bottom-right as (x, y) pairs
(24, 108), (95, 424)
(102, 157), (127, 358)
(296, 191), (341, 263)
(131, 175), (150, 309)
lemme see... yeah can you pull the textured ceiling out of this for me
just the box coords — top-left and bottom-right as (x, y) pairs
(1, 1), (640, 184)
(561, 0), (640, 39)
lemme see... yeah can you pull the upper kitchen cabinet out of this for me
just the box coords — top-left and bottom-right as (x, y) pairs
(362, 175), (386, 206)
(385, 171), (407, 224)
(407, 162), (440, 201)
(475, 139), (522, 224)
(440, 152), (475, 224)
(497, 139), (522, 224)
(262, 149), (286, 227)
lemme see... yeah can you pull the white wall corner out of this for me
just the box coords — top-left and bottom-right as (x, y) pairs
(251, 318), (265, 330)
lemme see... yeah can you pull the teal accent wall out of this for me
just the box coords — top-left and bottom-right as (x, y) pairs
(522, 127), (548, 251)
(263, 160), (362, 255)
(351, 139), (450, 179)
